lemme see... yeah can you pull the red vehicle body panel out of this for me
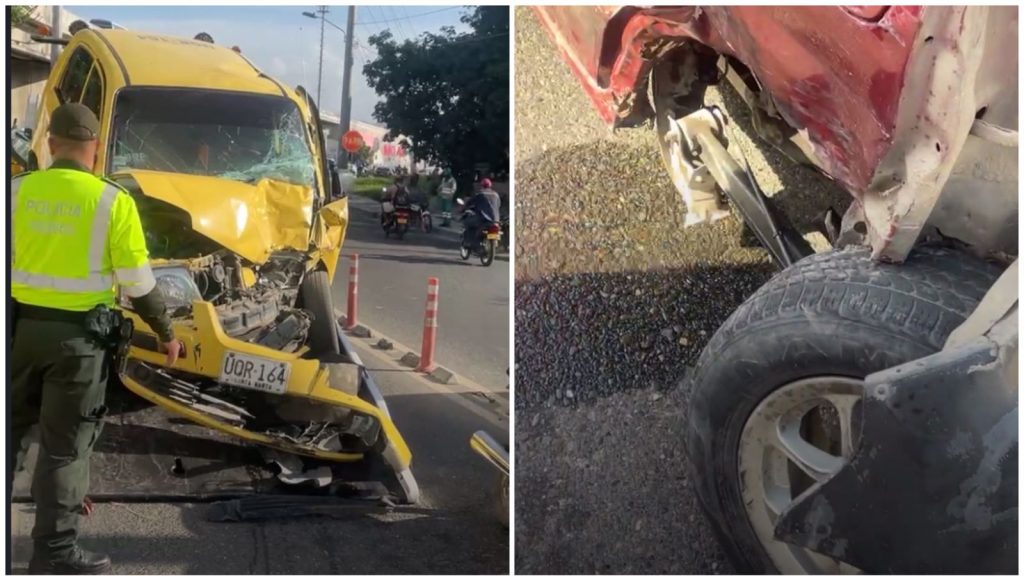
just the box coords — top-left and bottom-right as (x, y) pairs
(533, 6), (925, 194)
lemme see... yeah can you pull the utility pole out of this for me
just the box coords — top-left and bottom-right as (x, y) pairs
(315, 6), (328, 107)
(50, 6), (63, 62)
(338, 5), (356, 168)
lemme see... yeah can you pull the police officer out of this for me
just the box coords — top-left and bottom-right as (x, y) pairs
(10, 103), (183, 574)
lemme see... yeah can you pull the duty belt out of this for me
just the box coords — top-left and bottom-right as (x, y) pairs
(83, 305), (134, 373)
(15, 303), (135, 372)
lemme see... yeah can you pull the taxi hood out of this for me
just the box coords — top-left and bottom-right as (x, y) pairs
(124, 170), (314, 264)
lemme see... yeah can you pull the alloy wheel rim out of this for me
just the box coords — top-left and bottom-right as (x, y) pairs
(737, 376), (866, 574)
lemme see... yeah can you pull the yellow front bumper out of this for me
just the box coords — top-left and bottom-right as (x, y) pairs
(120, 301), (412, 468)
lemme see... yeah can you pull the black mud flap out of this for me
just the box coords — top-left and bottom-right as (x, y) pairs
(774, 324), (1018, 573)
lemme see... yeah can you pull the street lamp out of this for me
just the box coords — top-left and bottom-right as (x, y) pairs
(301, 8), (350, 111)
(302, 7), (356, 168)
(302, 7), (328, 107)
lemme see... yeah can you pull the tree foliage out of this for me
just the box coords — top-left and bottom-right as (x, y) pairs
(355, 143), (374, 167)
(363, 6), (508, 184)
(11, 6), (38, 28)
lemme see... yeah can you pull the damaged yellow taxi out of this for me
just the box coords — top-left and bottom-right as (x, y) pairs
(13, 28), (419, 502)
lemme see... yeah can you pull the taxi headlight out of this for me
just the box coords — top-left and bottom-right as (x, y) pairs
(120, 266), (201, 315)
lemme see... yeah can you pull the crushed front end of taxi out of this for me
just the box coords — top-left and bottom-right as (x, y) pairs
(104, 91), (418, 502)
(110, 201), (419, 501)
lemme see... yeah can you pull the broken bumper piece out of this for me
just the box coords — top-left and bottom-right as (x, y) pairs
(119, 302), (418, 503)
(773, 309), (1018, 574)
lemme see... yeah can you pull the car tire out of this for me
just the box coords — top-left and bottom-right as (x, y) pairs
(299, 269), (341, 357)
(685, 245), (1001, 574)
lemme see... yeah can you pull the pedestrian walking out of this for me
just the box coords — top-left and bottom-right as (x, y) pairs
(10, 103), (183, 575)
(439, 169), (457, 227)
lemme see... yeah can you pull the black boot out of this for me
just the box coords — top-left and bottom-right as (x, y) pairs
(28, 547), (111, 575)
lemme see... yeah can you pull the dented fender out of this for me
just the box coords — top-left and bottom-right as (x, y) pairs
(315, 196), (350, 283)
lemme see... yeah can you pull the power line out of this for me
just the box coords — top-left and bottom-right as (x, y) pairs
(354, 6), (458, 26)
(390, 6), (415, 41)
(363, 6), (396, 42)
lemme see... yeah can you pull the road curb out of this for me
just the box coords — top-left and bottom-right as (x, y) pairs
(335, 310), (509, 417)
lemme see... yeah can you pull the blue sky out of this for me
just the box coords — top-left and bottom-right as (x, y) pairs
(73, 5), (471, 125)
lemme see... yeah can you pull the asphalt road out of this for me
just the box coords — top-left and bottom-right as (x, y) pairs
(335, 194), (510, 393)
(513, 7), (848, 574)
(10, 335), (509, 574)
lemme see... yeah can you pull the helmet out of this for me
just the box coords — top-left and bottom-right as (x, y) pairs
(480, 178), (492, 189)
(194, 32), (214, 43)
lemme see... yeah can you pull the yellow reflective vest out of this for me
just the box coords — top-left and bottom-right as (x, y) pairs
(11, 165), (156, 311)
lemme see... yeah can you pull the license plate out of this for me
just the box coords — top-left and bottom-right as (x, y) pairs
(487, 233), (499, 240)
(397, 217), (408, 224)
(219, 351), (290, 394)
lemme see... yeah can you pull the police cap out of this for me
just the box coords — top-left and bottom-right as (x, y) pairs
(50, 103), (100, 142)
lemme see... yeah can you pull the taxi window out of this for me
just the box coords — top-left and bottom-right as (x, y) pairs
(81, 64), (104, 118)
(58, 48), (93, 104)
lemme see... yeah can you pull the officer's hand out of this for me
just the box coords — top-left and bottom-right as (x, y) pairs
(159, 339), (184, 366)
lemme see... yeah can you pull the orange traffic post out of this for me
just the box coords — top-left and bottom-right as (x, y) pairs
(417, 277), (440, 372)
(344, 254), (359, 329)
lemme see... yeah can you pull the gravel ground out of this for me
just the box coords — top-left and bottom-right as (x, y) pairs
(513, 7), (849, 574)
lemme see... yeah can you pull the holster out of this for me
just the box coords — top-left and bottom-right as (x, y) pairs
(84, 305), (135, 374)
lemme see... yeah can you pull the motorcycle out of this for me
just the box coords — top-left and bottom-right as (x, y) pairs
(410, 199), (433, 233)
(457, 199), (500, 267)
(499, 214), (509, 252)
(380, 190), (411, 240)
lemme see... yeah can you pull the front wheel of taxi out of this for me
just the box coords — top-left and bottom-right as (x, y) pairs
(299, 269), (341, 357)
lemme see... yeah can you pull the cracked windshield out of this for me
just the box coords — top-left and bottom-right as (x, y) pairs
(110, 88), (316, 187)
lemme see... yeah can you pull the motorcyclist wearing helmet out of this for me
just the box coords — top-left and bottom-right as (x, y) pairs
(461, 178), (501, 248)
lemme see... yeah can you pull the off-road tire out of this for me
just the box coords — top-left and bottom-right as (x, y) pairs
(299, 269), (341, 357)
(685, 245), (1001, 573)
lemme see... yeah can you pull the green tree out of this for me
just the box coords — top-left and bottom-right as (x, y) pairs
(363, 6), (508, 187)
(11, 6), (38, 28)
(355, 143), (374, 167)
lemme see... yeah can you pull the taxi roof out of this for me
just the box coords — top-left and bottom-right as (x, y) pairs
(92, 29), (288, 97)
